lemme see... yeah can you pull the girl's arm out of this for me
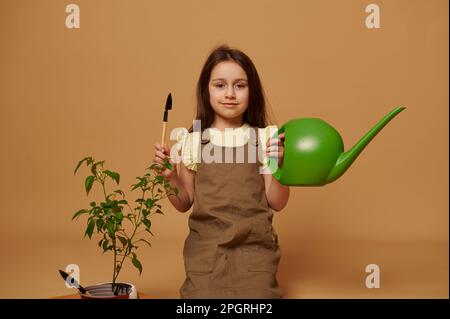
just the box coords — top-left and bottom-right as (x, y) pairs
(166, 161), (195, 213)
(154, 143), (195, 213)
(264, 173), (290, 212)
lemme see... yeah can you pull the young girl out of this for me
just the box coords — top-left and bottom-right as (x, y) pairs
(153, 45), (289, 299)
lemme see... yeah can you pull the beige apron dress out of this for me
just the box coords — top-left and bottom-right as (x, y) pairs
(180, 127), (282, 299)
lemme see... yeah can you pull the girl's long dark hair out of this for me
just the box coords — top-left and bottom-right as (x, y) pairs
(188, 45), (272, 133)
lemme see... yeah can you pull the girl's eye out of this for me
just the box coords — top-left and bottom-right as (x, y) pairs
(213, 83), (246, 89)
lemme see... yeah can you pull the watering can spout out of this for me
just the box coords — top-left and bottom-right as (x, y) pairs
(325, 106), (406, 184)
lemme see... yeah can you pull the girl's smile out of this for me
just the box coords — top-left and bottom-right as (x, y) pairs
(221, 102), (239, 108)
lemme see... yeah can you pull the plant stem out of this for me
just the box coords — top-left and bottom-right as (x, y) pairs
(101, 181), (107, 201)
(113, 242), (117, 285)
(100, 179), (117, 286)
(113, 188), (146, 283)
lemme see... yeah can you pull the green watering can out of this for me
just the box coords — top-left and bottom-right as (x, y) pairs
(267, 106), (406, 186)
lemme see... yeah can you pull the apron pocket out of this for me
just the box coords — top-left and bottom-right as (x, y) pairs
(183, 236), (217, 273)
(243, 246), (279, 273)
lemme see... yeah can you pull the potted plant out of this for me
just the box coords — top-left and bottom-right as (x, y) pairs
(71, 156), (178, 299)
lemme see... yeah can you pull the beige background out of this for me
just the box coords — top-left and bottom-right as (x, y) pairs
(0, 0), (448, 298)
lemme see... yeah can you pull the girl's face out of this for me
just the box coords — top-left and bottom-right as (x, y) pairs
(208, 61), (249, 124)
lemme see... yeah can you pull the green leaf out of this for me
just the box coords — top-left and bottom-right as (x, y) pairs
(72, 209), (88, 220)
(155, 175), (163, 183)
(104, 170), (120, 185)
(91, 206), (101, 218)
(96, 161), (105, 173)
(118, 236), (128, 247)
(163, 161), (173, 170)
(127, 240), (134, 255)
(85, 220), (95, 239)
(142, 218), (151, 229)
(132, 256), (142, 274)
(115, 211), (123, 222)
(145, 199), (155, 209)
(114, 189), (125, 197)
(106, 223), (115, 238)
(173, 187), (179, 195)
(102, 240), (109, 252)
(137, 238), (152, 247)
(96, 219), (104, 231)
(142, 209), (149, 217)
(135, 177), (147, 185)
(90, 161), (100, 176)
(85, 175), (96, 196)
(74, 157), (93, 175)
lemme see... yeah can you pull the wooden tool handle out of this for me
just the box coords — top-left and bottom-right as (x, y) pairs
(161, 122), (167, 147)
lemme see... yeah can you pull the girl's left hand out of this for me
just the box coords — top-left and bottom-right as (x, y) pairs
(265, 133), (285, 168)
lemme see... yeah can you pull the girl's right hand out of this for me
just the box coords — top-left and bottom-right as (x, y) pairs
(153, 143), (177, 180)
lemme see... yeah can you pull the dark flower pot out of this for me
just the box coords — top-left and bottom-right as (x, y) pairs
(79, 282), (137, 299)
